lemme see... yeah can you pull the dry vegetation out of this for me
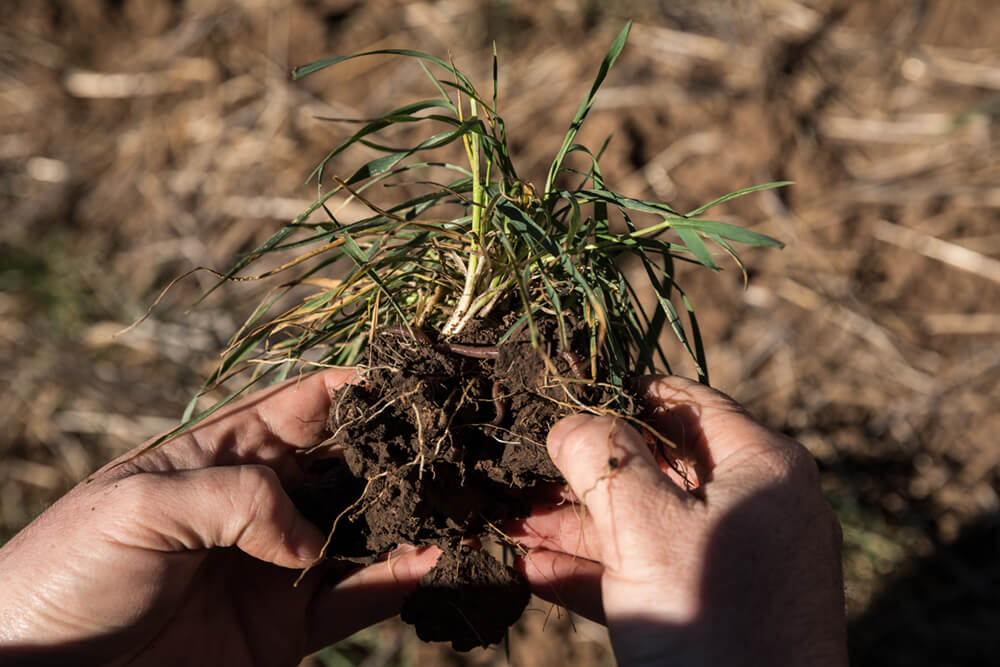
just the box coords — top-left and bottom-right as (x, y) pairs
(2, 1), (999, 665)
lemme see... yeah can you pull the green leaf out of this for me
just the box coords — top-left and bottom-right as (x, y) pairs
(293, 49), (474, 91)
(543, 22), (632, 198)
(672, 218), (783, 248)
(675, 227), (720, 271)
(684, 180), (793, 216)
(572, 188), (681, 216)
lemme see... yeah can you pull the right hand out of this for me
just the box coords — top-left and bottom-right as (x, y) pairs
(509, 375), (847, 667)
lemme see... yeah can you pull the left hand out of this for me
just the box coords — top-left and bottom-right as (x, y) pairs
(0, 368), (439, 666)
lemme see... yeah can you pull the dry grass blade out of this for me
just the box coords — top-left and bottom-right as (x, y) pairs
(872, 219), (1000, 285)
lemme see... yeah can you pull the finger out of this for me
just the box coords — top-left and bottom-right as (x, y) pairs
(548, 413), (686, 513)
(506, 503), (601, 561)
(525, 481), (579, 504)
(110, 368), (358, 479)
(111, 465), (325, 569)
(638, 375), (789, 470)
(194, 367), (358, 450)
(547, 415), (687, 571)
(519, 549), (605, 625)
(305, 545), (441, 650)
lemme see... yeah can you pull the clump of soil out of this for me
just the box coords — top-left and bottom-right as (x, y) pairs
(294, 317), (625, 649)
(401, 544), (531, 651)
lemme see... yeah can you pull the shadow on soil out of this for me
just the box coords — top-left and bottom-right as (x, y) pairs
(849, 513), (1000, 666)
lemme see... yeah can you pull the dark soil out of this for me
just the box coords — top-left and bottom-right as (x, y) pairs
(401, 544), (531, 652)
(294, 316), (623, 649)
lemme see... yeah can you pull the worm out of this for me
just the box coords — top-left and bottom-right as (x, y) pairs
(384, 324), (499, 359)
(485, 380), (507, 436)
(386, 324), (503, 437)
(435, 342), (499, 360)
(561, 350), (589, 380)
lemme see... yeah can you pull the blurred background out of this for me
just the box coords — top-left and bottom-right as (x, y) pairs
(2, 0), (998, 664)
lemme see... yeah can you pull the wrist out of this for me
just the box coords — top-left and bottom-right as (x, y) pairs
(610, 624), (847, 667)
(601, 577), (847, 667)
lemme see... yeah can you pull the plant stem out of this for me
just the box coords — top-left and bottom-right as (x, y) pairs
(443, 98), (486, 336)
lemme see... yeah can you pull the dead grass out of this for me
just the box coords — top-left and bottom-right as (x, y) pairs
(2, 1), (999, 665)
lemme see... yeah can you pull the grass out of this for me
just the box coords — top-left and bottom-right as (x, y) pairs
(161, 22), (786, 441)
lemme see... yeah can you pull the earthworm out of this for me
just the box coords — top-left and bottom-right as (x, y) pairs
(486, 380), (507, 435)
(561, 350), (589, 380)
(385, 324), (499, 359)
(436, 342), (499, 360)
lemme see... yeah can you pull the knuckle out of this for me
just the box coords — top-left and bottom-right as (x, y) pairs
(764, 438), (820, 487)
(100, 473), (180, 549)
(235, 465), (283, 521)
(111, 472), (160, 513)
(551, 414), (612, 459)
(569, 414), (615, 442)
(784, 441), (820, 485)
(644, 374), (747, 414)
(748, 439), (826, 513)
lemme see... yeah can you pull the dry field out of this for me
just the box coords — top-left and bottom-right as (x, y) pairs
(2, 1), (998, 665)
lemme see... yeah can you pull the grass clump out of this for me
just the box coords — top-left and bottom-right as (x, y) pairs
(127, 20), (790, 653)
(174, 21), (785, 441)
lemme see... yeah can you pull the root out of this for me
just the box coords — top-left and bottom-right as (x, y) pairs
(412, 404), (427, 479)
(294, 470), (389, 586)
(480, 516), (528, 556)
(447, 601), (488, 649)
(386, 548), (399, 584)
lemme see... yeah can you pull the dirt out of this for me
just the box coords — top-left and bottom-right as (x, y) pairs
(401, 545), (531, 652)
(294, 315), (622, 648)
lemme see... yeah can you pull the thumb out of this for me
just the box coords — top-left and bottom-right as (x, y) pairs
(547, 415), (685, 571)
(112, 465), (325, 569)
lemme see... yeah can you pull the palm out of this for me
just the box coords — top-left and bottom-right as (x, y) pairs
(123, 551), (315, 666)
(0, 369), (438, 666)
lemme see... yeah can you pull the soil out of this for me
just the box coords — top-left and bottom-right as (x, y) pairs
(401, 545), (531, 652)
(294, 315), (623, 649)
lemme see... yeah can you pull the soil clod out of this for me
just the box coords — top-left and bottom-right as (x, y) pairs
(293, 319), (623, 648)
(400, 545), (531, 652)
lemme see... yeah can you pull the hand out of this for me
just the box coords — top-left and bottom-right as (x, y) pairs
(0, 369), (439, 666)
(510, 375), (848, 667)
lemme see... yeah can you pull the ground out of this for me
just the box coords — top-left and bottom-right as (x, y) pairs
(2, 1), (999, 665)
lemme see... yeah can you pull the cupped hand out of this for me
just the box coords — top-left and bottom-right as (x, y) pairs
(0, 369), (439, 666)
(510, 375), (848, 667)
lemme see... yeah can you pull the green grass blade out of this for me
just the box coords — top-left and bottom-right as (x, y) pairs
(293, 49), (474, 91)
(675, 227), (720, 271)
(543, 22), (631, 198)
(572, 188), (681, 216)
(671, 218), (783, 248)
(684, 180), (793, 216)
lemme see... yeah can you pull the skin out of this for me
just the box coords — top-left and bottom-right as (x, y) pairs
(0, 371), (847, 666)
(0, 368), (440, 666)
(509, 375), (849, 666)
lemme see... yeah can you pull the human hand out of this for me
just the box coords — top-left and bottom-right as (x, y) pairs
(509, 375), (847, 667)
(0, 369), (439, 666)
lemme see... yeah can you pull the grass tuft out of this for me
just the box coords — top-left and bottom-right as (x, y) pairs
(160, 22), (786, 445)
